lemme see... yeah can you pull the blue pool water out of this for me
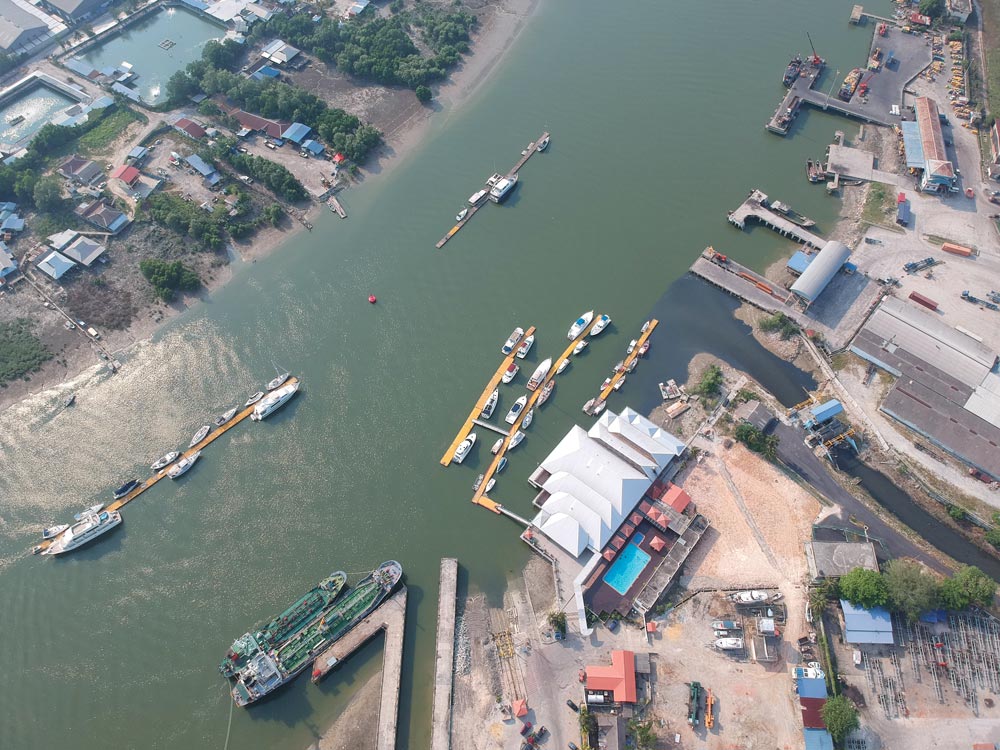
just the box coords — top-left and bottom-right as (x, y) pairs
(603, 534), (650, 595)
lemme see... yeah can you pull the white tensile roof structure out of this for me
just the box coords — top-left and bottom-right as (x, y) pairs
(529, 407), (685, 557)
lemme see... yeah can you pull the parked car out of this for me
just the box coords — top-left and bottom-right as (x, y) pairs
(566, 699), (579, 712)
(568, 744), (579, 750)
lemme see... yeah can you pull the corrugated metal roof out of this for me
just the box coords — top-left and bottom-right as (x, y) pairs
(282, 122), (311, 143)
(841, 600), (894, 644)
(901, 121), (924, 169)
(787, 250), (814, 274)
(809, 399), (843, 425)
(790, 240), (851, 303)
(800, 697), (826, 729)
(965, 371), (1000, 429)
(803, 729), (834, 750)
(797, 676), (828, 699)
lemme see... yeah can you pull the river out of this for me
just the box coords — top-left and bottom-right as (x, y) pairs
(0, 0), (895, 747)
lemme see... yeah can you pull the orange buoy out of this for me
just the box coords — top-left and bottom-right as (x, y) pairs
(368, 294), (377, 304)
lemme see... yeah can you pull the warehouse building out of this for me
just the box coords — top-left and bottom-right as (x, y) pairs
(0, 0), (47, 53)
(37, 0), (105, 22)
(901, 97), (958, 193)
(790, 240), (851, 305)
(841, 600), (894, 644)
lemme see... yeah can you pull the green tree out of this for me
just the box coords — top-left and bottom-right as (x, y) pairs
(884, 560), (939, 622)
(985, 528), (1000, 549)
(33, 177), (66, 214)
(919, 0), (945, 17)
(547, 611), (567, 635)
(939, 566), (997, 610)
(415, 84), (432, 103)
(0, 319), (52, 384)
(734, 422), (780, 460)
(821, 695), (859, 744)
(139, 259), (201, 302)
(839, 568), (889, 609)
(694, 364), (723, 397)
(948, 505), (967, 521)
(627, 719), (657, 750)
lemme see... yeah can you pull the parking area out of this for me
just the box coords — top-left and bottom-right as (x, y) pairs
(236, 132), (342, 198)
(140, 135), (219, 205)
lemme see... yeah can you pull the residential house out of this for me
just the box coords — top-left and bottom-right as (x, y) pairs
(173, 117), (207, 140)
(62, 235), (106, 266)
(110, 164), (141, 187)
(58, 155), (103, 185)
(36, 249), (76, 280)
(77, 199), (130, 234)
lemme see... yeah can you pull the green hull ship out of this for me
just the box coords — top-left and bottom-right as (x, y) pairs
(220, 570), (347, 679)
(230, 560), (402, 707)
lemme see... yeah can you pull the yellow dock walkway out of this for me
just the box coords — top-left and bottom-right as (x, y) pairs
(34, 377), (299, 554)
(586, 321), (658, 411)
(439, 329), (534, 466)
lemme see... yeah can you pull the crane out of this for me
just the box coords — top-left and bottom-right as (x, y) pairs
(858, 71), (877, 96)
(807, 32), (821, 65)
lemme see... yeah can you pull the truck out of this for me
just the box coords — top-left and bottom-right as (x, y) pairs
(687, 681), (702, 726)
(86, 326), (101, 340)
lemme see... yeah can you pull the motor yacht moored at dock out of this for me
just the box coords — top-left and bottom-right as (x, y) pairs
(501, 327), (524, 355)
(252, 382), (300, 421)
(505, 395), (527, 424)
(488, 174), (518, 203)
(515, 334), (535, 359)
(590, 313), (611, 336)
(573, 340), (588, 355)
(567, 311), (594, 339)
(41, 509), (122, 556)
(481, 388), (499, 419)
(508, 430), (525, 449)
(452, 432), (477, 464)
(526, 359), (552, 391)
(501, 363), (519, 383)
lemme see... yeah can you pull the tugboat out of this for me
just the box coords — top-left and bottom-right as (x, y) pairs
(783, 55), (803, 87)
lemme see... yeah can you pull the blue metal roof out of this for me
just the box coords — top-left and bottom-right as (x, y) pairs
(302, 139), (324, 155)
(809, 399), (843, 425)
(803, 729), (834, 750)
(787, 250), (814, 275)
(281, 122), (311, 143)
(901, 121), (924, 170)
(841, 600), (894, 644)
(185, 154), (216, 177)
(128, 146), (147, 159)
(797, 676), (828, 700)
(258, 66), (280, 77)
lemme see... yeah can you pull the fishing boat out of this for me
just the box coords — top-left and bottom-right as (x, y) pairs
(481, 388), (499, 419)
(473, 474), (485, 491)
(573, 340), (588, 355)
(537, 380), (555, 405)
(729, 590), (770, 604)
(214, 407), (238, 427)
(714, 637), (745, 651)
(112, 479), (140, 500)
(489, 174), (518, 203)
(42, 523), (70, 540)
(782, 55), (802, 87)
(613, 377), (626, 391)
(245, 391), (265, 407)
(267, 371), (291, 391)
(230, 561), (402, 707)
(508, 430), (525, 449)
(626, 339), (638, 355)
(485, 478), (496, 493)
(768, 200), (816, 228)
(456, 207), (469, 222)
(167, 450), (201, 479)
(590, 314), (611, 336)
(515, 334), (535, 359)
(74, 503), (104, 521)
(501, 363), (519, 383)
(220, 571), (348, 679)
(151, 451), (180, 471)
(64, 393), (76, 408)
(639, 341), (650, 356)
(556, 359), (569, 374)
(490, 437), (503, 455)
(711, 620), (742, 631)
(189, 425), (211, 447)
(452, 432), (477, 464)
(536, 135), (550, 152)
(505, 395), (527, 424)
(522, 408), (534, 428)
(501, 327), (525, 355)
(41, 510), (122, 556)
(251, 382), (300, 421)
(567, 310), (594, 339)
(496, 457), (508, 473)
(526, 358), (552, 391)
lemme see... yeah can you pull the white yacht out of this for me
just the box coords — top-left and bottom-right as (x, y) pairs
(167, 451), (201, 479)
(501, 363), (519, 383)
(501, 327), (524, 355)
(526, 359), (552, 391)
(714, 637), (745, 651)
(536, 135), (550, 152)
(151, 451), (180, 471)
(508, 430), (525, 449)
(490, 437), (504, 455)
(515, 334), (535, 359)
(522, 408), (534, 428)
(42, 510), (122, 556)
(453, 432), (477, 464)
(481, 388), (499, 419)
(590, 314), (611, 336)
(190, 425), (211, 447)
(505, 395), (527, 424)
(251, 381), (300, 421)
(627, 339), (638, 355)
(567, 311), (594, 339)
(573, 340), (588, 355)
(488, 173), (518, 203)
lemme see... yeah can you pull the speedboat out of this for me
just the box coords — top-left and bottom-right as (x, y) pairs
(112, 479), (140, 500)
(567, 311), (594, 339)
(522, 408), (534, 428)
(167, 451), (201, 479)
(556, 359), (569, 374)
(573, 340), (588, 355)
(714, 638), (745, 651)
(41, 510), (122, 556)
(456, 207), (469, 222)
(729, 590), (770, 604)
(501, 327), (525, 355)
(641, 320), (651, 334)
(590, 314), (611, 336)
(505, 395), (527, 424)
(485, 478), (496, 493)
(151, 451), (180, 471)
(452, 432), (477, 464)
(627, 339), (638, 354)
(490, 437), (504, 455)
(613, 377), (626, 391)
(74, 503), (104, 521)
(501, 363), (519, 383)
(601, 377), (612, 390)
(42, 523), (70, 540)
(639, 341), (650, 356)
(245, 391), (265, 407)
(526, 358), (552, 391)
(515, 335), (535, 359)
(189, 425), (211, 447)
(473, 474), (485, 491)
(481, 388), (499, 419)
(267, 372), (290, 391)
(536, 135), (550, 152)
(214, 407), (238, 427)
(508, 430), (525, 449)
(538, 380), (555, 405)
(496, 457), (508, 473)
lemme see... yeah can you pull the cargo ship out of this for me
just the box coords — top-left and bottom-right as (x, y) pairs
(220, 571), (348, 678)
(782, 55), (803, 87)
(230, 561), (402, 706)
(838, 68), (863, 101)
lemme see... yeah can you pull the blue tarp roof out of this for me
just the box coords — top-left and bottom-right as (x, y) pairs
(1, 215), (25, 232)
(841, 600), (895, 644)
(803, 729), (834, 750)
(787, 250), (814, 274)
(281, 122), (311, 143)
(797, 676), (828, 700)
(901, 121), (924, 170)
(302, 139), (324, 154)
(920, 609), (948, 623)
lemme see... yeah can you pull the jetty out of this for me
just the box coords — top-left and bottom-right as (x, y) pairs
(311, 586), (407, 750)
(327, 195), (347, 219)
(690, 248), (800, 317)
(582, 320), (658, 416)
(435, 132), (550, 249)
(728, 189), (823, 248)
(430, 558), (458, 750)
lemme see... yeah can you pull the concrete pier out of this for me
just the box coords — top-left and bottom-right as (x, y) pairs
(311, 587), (407, 750)
(430, 558), (459, 750)
(689, 249), (800, 317)
(727, 189), (824, 248)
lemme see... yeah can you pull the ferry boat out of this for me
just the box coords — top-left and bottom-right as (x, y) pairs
(508, 430), (525, 449)
(526, 358), (552, 391)
(468, 189), (488, 206)
(501, 327), (524, 355)
(167, 450), (201, 479)
(189, 425), (211, 447)
(251, 381), (300, 421)
(481, 388), (499, 419)
(112, 479), (140, 500)
(42, 523), (69, 540)
(590, 314), (611, 336)
(536, 135), (550, 152)
(573, 340), (588, 355)
(214, 408), (238, 427)
(230, 561), (402, 707)
(456, 208), (469, 222)
(490, 437), (504, 455)
(515, 334), (534, 359)
(522, 408), (534, 428)
(151, 451), (180, 471)
(501, 363), (519, 383)
(567, 310), (594, 339)
(245, 391), (265, 407)
(453, 432), (477, 464)
(489, 174), (518, 203)
(267, 372), (290, 391)
(782, 55), (803, 87)
(556, 359), (569, 374)
(769, 200), (816, 227)
(505, 395), (527, 424)
(537, 380), (555, 405)
(41, 510), (122, 556)
(220, 571), (348, 679)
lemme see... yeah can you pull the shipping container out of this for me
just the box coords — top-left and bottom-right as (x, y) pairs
(941, 242), (973, 257)
(908, 291), (938, 311)
(896, 200), (910, 226)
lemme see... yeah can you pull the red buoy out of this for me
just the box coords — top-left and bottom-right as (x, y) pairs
(368, 294), (377, 304)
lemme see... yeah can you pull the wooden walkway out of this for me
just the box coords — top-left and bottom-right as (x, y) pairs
(311, 587), (407, 750)
(430, 559), (458, 750)
(34, 377), (299, 554)
(582, 320), (659, 414)
(327, 195), (346, 219)
(727, 189), (823, 248)
(435, 131), (550, 249)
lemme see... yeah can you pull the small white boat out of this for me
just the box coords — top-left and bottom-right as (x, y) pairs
(490, 437), (504, 455)
(639, 341), (650, 356)
(590, 314), (611, 336)
(640, 320), (651, 334)
(74, 503), (105, 521)
(526, 358), (552, 391)
(501, 327), (525, 356)
(556, 359), (569, 374)
(486, 172), (503, 187)
(567, 310), (594, 340)
(496, 457), (508, 473)
(502, 363), (519, 384)
(167, 450), (201, 479)
(481, 388), (499, 419)
(627, 359), (638, 373)
(485, 478), (496, 493)
(574, 340), (588, 356)
(583, 398), (596, 413)
(245, 391), (265, 407)
(627, 339), (638, 355)
(522, 408), (534, 428)
(729, 590), (770, 604)
(42, 523), (70, 540)
(267, 372), (290, 391)
(214, 407), (238, 427)
(189, 425), (211, 448)
(453, 432), (478, 464)
(613, 360), (625, 373)
(508, 430), (525, 449)
(456, 207), (469, 222)
(537, 380), (555, 405)
(505, 395), (527, 424)
(473, 474), (485, 491)
(515, 335), (535, 359)
(714, 637), (745, 651)
(613, 377), (626, 391)
(659, 380), (683, 400)
(536, 135), (550, 152)
(151, 451), (180, 471)
(592, 401), (606, 416)
(468, 189), (488, 206)
(601, 377), (613, 390)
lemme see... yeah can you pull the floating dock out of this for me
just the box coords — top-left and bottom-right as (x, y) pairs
(583, 320), (658, 415)
(311, 587), (407, 750)
(727, 189), (823, 248)
(435, 132), (550, 249)
(430, 558), (458, 750)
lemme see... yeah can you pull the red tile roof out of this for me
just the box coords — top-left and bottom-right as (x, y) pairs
(110, 165), (140, 185)
(585, 650), (637, 703)
(174, 118), (206, 139)
(800, 697), (826, 729)
(649, 535), (666, 552)
(663, 483), (692, 513)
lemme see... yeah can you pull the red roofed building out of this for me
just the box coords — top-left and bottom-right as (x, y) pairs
(173, 117), (206, 140)
(800, 697), (826, 729)
(661, 483), (691, 513)
(333, 152), (346, 164)
(585, 650), (637, 704)
(110, 165), (140, 186)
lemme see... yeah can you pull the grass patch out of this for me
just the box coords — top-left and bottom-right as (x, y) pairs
(0, 319), (52, 385)
(830, 352), (850, 371)
(981, 0), (1000, 116)
(861, 182), (896, 226)
(759, 312), (801, 339)
(77, 108), (144, 154)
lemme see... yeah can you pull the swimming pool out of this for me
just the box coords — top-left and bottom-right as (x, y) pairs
(603, 534), (650, 595)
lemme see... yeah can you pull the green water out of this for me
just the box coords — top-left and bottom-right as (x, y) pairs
(0, 1), (891, 747)
(0, 84), (75, 147)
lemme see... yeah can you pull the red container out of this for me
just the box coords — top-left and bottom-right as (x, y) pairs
(908, 291), (938, 311)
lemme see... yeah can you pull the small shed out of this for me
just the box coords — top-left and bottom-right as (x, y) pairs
(797, 676), (828, 700)
(841, 599), (895, 644)
(803, 729), (834, 750)
(0, 244), (17, 278)
(512, 698), (528, 717)
(282, 122), (311, 144)
(127, 146), (148, 163)
(805, 399), (842, 427)
(301, 139), (324, 156)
